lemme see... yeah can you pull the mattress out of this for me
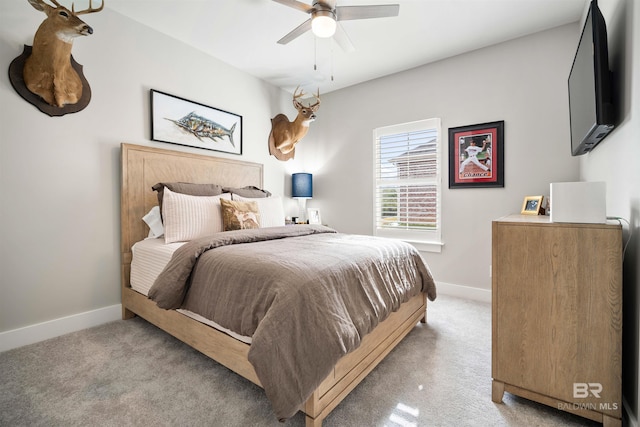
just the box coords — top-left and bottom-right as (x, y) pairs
(130, 237), (252, 344)
(130, 237), (185, 296)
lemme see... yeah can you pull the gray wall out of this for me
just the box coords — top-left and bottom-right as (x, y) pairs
(303, 24), (581, 291)
(0, 6), (296, 332)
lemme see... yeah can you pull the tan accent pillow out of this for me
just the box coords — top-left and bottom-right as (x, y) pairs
(233, 195), (285, 228)
(220, 199), (261, 231)
(162, 188), (231, 243)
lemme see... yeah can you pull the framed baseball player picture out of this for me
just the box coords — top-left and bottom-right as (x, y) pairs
(448, 120), (504, 188)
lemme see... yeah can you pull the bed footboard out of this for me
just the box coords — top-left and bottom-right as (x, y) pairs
(303, 292), (426, 426)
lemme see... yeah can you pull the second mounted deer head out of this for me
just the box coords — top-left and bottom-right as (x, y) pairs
(268, 87), (321, 161)
(20, 0), (103, 110)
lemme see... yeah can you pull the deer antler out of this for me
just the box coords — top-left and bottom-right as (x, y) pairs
(292, 86), (321, 111)
(72, 0), (104, 15)
(308, 89), (321, 110)
(292, 86), (306, 109)
(27, 0), (59, 11)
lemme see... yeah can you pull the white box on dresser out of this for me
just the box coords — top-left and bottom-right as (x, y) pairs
(550, 181), (606, 224)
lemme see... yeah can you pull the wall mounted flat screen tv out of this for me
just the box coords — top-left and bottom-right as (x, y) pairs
(568, 0), (615, 156)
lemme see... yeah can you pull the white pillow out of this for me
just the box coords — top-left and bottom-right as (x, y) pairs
(233, 195), (285, 228)
(163, 188), (231, 243)
(142, 205), (164, 238)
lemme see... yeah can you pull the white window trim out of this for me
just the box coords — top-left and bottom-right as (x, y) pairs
(373, 118), (443, 252)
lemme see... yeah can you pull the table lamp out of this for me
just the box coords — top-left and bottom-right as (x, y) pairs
(292, 173), (312, 223)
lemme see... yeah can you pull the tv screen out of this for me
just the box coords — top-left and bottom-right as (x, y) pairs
(568, 0), (614, 156)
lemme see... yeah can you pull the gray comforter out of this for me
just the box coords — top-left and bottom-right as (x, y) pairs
(148, 225), (436, 420)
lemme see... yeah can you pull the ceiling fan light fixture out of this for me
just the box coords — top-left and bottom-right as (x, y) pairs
(311, 10), (337, 38)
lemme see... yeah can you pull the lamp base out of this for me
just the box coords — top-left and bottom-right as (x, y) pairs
(297, 198), (308, 223)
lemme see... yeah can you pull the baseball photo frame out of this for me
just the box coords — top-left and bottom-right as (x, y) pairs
(448, 120), (504, 188)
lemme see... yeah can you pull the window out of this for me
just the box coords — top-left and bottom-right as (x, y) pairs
(373, 118), (442, 252)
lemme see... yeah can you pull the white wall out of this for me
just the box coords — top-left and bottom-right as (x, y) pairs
(0, 5), (298, 333)
(580, 0), (640, 424)
(304, 24), (581, 293)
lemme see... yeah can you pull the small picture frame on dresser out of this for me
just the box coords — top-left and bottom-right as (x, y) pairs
(307, 208), (321, 224)
(521, 195), (545, 215)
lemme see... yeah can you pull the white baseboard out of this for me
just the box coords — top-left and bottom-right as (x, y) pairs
(0, 284), (488, 353)
(0, 283), (489, 352)
(435, 281), (492, 303)
(0, 304), (122, 353)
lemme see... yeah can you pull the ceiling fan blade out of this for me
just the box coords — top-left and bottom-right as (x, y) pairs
(336, 4), (400, 21)
(277, 18), (313, 45)
(272, 0), (314, 14)
(334, 23), (355, 53)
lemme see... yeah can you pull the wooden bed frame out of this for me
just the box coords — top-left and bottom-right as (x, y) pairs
(120, 143), (428, 426)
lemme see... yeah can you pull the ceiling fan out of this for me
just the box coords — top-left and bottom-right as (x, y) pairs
(273, 0), (400, 52)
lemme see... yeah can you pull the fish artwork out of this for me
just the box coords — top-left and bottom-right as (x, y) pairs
(166, 112), (236, 147)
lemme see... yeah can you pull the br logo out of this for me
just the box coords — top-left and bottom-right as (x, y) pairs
(574, 383), (603, 398)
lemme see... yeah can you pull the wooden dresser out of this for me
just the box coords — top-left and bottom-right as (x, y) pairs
(491, 214), (622, 427)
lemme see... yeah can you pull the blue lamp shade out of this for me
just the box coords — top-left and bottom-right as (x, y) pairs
(292, 173), (313, 198)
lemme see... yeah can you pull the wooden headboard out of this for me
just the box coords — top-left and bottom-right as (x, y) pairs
(120, 143), (263, 288)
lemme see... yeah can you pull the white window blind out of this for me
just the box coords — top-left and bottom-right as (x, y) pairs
(373, 118), (442, 250)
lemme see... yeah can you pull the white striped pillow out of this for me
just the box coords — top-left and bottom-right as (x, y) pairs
(162, 188), (231, 243)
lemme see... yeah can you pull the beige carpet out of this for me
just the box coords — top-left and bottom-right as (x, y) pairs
(0, 295), (599, 426)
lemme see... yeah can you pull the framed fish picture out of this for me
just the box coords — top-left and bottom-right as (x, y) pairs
(150, 89), (242, 155)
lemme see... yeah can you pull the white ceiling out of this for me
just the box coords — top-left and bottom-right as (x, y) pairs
(106, 0), (588, 94)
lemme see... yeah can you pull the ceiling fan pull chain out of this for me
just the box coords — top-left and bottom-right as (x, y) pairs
(331, 40), (334, 81)
(314, 36), (317, 71)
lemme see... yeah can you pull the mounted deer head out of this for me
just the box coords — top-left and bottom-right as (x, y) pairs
(23, 0), (103, 108)
(268, 87), (321, 161)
